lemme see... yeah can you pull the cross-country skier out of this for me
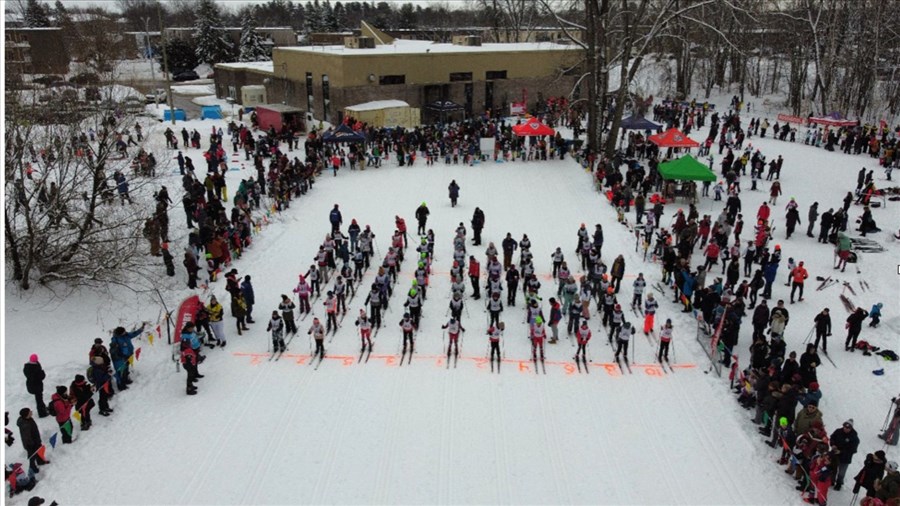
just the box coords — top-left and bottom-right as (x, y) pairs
(308, 318), (326, 359)
(268, 311), (285, 352)
(400, 313), (415, 355)
(575, 320), (591, 362)
(614, 319), (635, 361)
(293, 275), (312, 315)
(531, 316), (547, 362)
(355, 309), (373, 353)
(279, 295), (297, 334)
(632, 273), (646, 309)
(488, 324), (503, 371)
(486, 291), (504, 327)
(658, 319), (673, 362)
(364, 284), (383, 329)
(404, 285), (423, 328)
(442, 317), (465, 358)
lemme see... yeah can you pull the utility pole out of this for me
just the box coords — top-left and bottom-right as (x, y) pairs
(158, 2), (176, 125)
(143, 16), (156, 82)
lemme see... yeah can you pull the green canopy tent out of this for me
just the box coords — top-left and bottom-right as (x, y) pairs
(657, 155), (716, 181)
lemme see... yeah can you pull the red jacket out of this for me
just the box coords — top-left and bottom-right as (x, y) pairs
(468, 259), (480, 277)
(705, 243), (720, 259)
(49, 393), (72, 424)
(791, 266), (808, 283)
(757, 205), (771, 222)
(395, 218), (407, 233)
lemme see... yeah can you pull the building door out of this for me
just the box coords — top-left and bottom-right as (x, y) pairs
(306, 72), (314, 114)
(485, 81), (494, 116)
(322, 75), (331, 121)
(464, 83), (473, 118)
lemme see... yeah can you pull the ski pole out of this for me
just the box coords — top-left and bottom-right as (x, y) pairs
(882, 400), (896, 432)
(802, 325), (815, 345)
(672, 338), (676, 363)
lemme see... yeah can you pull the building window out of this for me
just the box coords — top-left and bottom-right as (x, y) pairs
(306, 72), (313, 113)
(322, 74), (330, 120)
(486, 70), (507, 80)
(379, 75), (405, 85)
(449, 72), (472, 82)
(227, 85), (236, 100)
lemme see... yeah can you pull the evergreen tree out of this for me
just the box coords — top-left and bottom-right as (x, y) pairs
(239, 10), (270, 62)
(23, 0), (51, 27)
(193, 0), (234, 65)
(322, 0), (339, 31)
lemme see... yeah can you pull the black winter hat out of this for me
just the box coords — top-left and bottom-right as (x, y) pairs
(56, 385), (67, 395)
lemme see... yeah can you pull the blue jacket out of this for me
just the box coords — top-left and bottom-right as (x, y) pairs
(182, 331), (201, 351)
(110, 329), (140, 360)
(682, 271), (696, 299)
(870, 303), (882, 317)
(763, 262), (779, 283)
(241, 280), (255, 305)
(329, 208), (342, 225)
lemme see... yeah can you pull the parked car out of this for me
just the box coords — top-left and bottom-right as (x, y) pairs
(173, 70), (199, 82)
(145, 88), (167, 104)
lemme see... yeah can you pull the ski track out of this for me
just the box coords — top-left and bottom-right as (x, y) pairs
(237, 361), (315, 505)
(534, 366), (570, 504)
(580, 362), (634, 505)
(372, 355), (406, 503)
(179, 359), (274, 504)
(632, 376), (688, 504)
(310, 359), (361, 504)
(490, 371), (514, 505)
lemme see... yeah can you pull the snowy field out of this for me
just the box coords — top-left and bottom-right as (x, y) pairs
(4, 110), (899, 505)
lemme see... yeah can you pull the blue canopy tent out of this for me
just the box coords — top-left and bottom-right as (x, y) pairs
(322, 124), (367, 143)
(620, 115), (663, 132)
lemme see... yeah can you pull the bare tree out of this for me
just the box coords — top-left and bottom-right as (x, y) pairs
(476, 0), (540, 42)
(5, 90), (164, 292)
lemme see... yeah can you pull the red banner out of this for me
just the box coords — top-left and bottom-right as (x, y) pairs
(173, 295), (201, 343)
(777, 113), (805, 125)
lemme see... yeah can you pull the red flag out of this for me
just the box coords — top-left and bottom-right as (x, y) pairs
(6, 471), (16, 490)
(135, 347), (142, 361)
(37, 446), (47, 461)
(103, 381), (111, 393)
(173, 295), (201, 344)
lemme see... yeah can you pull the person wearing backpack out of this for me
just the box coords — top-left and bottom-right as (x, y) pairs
(87, 359), (113, 416)
(48, 386), (73, 444)
(22, 355), (48, 418)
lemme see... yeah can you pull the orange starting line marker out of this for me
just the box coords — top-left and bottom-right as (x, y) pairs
(231, 352), (695, 376)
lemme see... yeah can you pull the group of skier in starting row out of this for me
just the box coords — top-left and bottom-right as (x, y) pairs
(253, 197), (677, 374)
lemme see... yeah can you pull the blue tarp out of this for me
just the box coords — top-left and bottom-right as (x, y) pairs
(201, 105), (222, 120)
(322, 124), (367, 143)
(620, 115), (663, 131)
(163, 109), (186, 121)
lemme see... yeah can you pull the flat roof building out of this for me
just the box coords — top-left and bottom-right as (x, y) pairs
(215, 23), (584, 125)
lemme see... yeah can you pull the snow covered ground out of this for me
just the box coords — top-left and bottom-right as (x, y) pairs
(4, 110), (899, 504)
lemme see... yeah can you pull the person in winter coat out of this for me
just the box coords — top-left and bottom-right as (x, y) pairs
(794, 401), (823, 435)
(548, 298), (562, 344)
(207, 295), (226, 347)
(68, 375), (94, 431)
(16, 408), (47, 473)
(232, 293), (249, 335)
(806, 451), (833, 505)
(845, 307), (869, 351)
(610, 255), (626, 293)
(790, 261), (808, 303)
(471, 207), (485, 246)
(869, 302), (883, 327)
(817, 209), (834, 243)
(807, 202), (819, 237)
(853, 450), (886, 498)
(448, 180), (460, 207)
(267, 311), (285, 353)
(48, 386), (73, 444)
(180, 325), (201, 395)
(110, 324), (144, 390)
(183, 247), (200, 289)
(22, 355), (48, 418)
(414, 202), (430, 235)
(241, 276), (256, 323)
(785, 207), (801, 239)
(329, 204), (342, 235)
(813, 308), (832, 353)
(501, 233), (518, 270)
(875, 461), (900, 501)
(829, 419), (860, 490)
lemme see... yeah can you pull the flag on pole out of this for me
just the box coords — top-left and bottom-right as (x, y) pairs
(49, 433), (58, 448)
(37, 445), (47, 460)
(156, 324), (161, 335)
(135, 347), (142, 360)
(148, 333), (155, 345)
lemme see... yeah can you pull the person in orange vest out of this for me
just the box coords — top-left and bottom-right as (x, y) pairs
(330, 154), (341, 177)
(790, 261), (809, 304)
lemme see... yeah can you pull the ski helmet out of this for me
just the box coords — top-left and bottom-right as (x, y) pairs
(410, 289), (417, 296)
(614, 304), (621, 311)
(411, 280), (418, 286)
(534, 316), (543, 325)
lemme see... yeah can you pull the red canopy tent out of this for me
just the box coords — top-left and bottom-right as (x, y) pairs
(512, 118), (555, 136)
(648, 128), (700, 148)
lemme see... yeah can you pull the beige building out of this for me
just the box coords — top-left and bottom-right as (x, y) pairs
(215, 23), (584, 125)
